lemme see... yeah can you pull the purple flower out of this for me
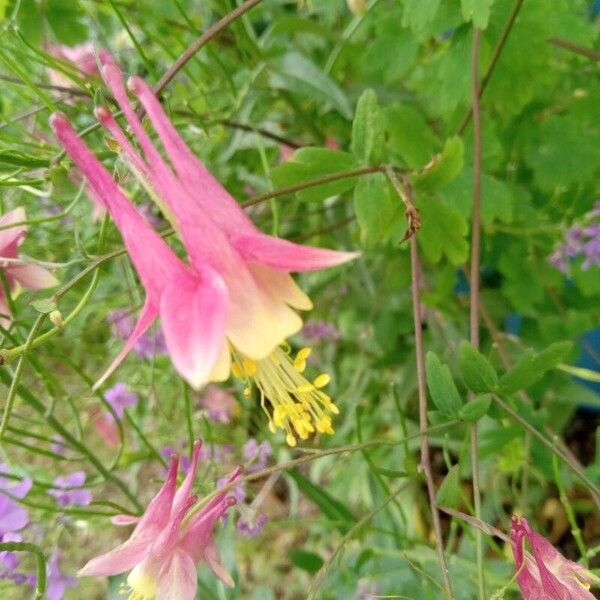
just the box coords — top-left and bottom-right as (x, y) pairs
(242, 438), (272, 473)
(0, 464), (32, 572)
(160, 446), (191, 475)
(302, 320), (341, 342)
(236, 513), (268, 537)
(198, 385), (238, 423)
(103, 382), (138, 418)
(137, 202), (165, 229)
(107, 309), (167, 359)
(47, 472), (92, 507)
(50, 435), (67, 456)
(217, 476), (246, 503)
(46, 551), (77, 600)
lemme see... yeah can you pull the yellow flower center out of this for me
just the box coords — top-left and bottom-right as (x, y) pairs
(232, 346), (339, 447)
(120, 567), (157, 600)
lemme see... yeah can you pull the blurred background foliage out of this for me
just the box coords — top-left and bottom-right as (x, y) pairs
(0, 0), (599, 598)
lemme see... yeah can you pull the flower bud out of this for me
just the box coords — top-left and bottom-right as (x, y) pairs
(49, 310), (64, 328)
(346, 0), (368, 16)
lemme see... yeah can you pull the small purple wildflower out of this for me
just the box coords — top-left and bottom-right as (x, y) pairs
(242, 438), (272, 473)
(47, 472), (92, 507)
(198, 385), (238, 424)
(103, 382), (138, 419)
(236, 513), (268, 537)
(46, 551), (78, 600)
(217, 476), (246, 503)
(107, 309), (167, 359)
(160, 446), (191, 476)
(137, 202), (165, 229)
(0, 464), (32, 573)
(549, 202), (600, 273)
(302, 320), (341, 342)
(50, 435), (67, 456)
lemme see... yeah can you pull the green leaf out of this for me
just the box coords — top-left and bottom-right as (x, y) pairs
(459, 341), (498, 392)
(459, 394), (492, 422)
(411, 137), (464, 193)
(271, 148), (359, 203)
(382, 104), (440, 169)
(30, 299), (58, 314)
(0, 0), (7, 21)
(418, 200), (469, 265)
(436, 465), (461, 508)
(288, 549), (324, 574)
(498, 341), (573, 394)
(351, 89), (384, 165)
(353, 173), (401, 248)
(271, 52), (352, 118)
(287, 469), (354, 533)
(461, 0), (495, 29)
(0, 149), (51, 169)
(425, 352), (464, 418)
(46, 0), (89, 45)
(402, 0), (441, 35)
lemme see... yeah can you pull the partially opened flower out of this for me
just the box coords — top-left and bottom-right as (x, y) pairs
(511, 515), (599, 599)
(79, 441), (240, 600)
(51, 113), (230, 393)
(90, 62), (359, 445)
(0, 208), (58, 329)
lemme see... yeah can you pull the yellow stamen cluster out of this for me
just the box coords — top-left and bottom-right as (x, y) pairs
(232, 346), (339, 447)
(119, 571), (156, 600)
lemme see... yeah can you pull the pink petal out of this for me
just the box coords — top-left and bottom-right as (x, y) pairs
(111, 514), (140, 526)
(155, 550), (197, 600)
(233, 233), (359, 272)
(78, 535), (153, 577)
(5, 263), (58, 290)
(204, 542), (234, 588)
(93, 299), (158, 390)
(127, 75), (255, 236)
(159, 268), (228, 390)
(172, 440), (202, 513)
(0, 207), (27, 257)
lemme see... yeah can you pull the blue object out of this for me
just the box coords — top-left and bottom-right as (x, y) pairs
(504, 313), (523, 335)
(574, 327), (600, 396)
(593, 0), (600, 17)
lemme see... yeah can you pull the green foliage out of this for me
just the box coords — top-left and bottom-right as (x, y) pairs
(351, 89), (384, 166)
(459, 341), (498, 393)
(425, 352), (464, 418)
(436, 465), (462, 508)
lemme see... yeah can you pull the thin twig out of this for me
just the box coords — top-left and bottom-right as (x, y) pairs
(548, 37), (600, 62)
(0, 74), (92, 97)
(243, 165), (385, 207)
(386, 170), (453, 598)
(153, 0), (264, 97)
(457, 0), (525, 135)
(469, 27), (485, 600)
(219, 118), (302, 149)
(292, 215), (356, 242)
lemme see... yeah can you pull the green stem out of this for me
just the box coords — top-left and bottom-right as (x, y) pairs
(0, 541), (46, 599)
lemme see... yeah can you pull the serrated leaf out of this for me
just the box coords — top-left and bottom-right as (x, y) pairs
(498, 342), (573, 394)
(382, 104), (440, 169)
(288, 549), (324, 574)
(459, 341), (498, 392)
(271, 52), (352, 118)
(287, 469), (354, 533)
(436, 465), (461, 508)
(425, 352), (464, 418)
(402, 0), (441, 34)
(271, 147), (359, 203)
(411, 137), (464, 193)
(351, 89), (384, 165)
(353, 173), (401, 248)
(461, 0), (495, 29)
(30, 299), (57, 314)
(459, 394), (492, 422)
(418, 200), (468, 265)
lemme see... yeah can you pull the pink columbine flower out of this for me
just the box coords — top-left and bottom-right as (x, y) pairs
(511, 515), (599, 599)
(47, 43), (112, 89)
(88, 61), (359, 445)
(50, 113), (229, 392)
(0, 208), (58, 328)
(79, 441), (240, 600)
